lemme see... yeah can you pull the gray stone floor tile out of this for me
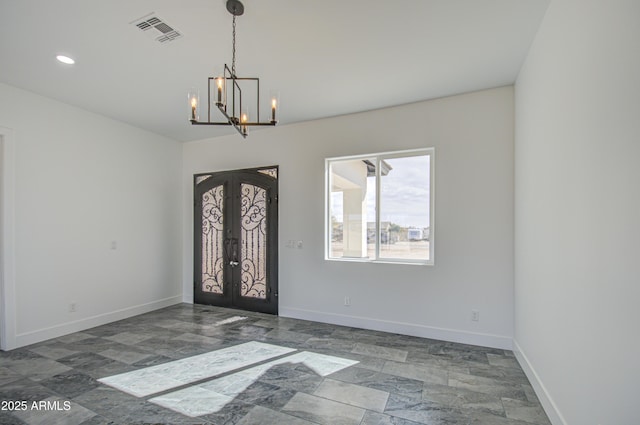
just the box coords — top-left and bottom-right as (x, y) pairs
(227, 324), (274, 340)
(234, 381), (297, 410)
(304, 336), (357, 353)
(309, 347), (387, 371)
(329, 366), (424, 399)
(78, 359), (135, 380)
(0, 378), (57, 402)
(522, 384), (540, 403)
(502, 398), (552, 425)
(11, 396), (96, 425)
(170, 332), (224, 345)
(103, 331), (153, 346)
(382, 360), (448, 385)
(464, 410), (537, 425)
(422, 382), (504, 416)
(448, 372), (527, 400)
(131, 354), (173, 368)
(200, 399), (254, 425)
(314, 378), (389, 412)
(39, 371), (100, 398)
(27, 344), (79, 361)
(264, 328), (313, 345)
(57, 352), (111, 369)
(5, 357), (72, 382)
(352, 342), (408, 362)
(237, 405), (314, 425)
(282, 392), (365, 425)
(98, 348), (153, 365)
(60, 338), (118, 354)
(404, 349), (459, 369)
(55, 332), (95, 344)
(360, 410), (424, 425)
(0, 366), (23, 386)
(77, 415), (119, 425)
(383, 393), (467, 425)
(487, 353), (521, 369)
(428, 343), (491, 364)
(467, 363), (529, 385)
(0, 411), (27, 424)
(258, 363), (324, 393)
(0, 303), (549, 425)
(73, 387), (202, 424)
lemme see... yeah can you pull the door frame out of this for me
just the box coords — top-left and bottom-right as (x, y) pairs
(193, 165), (279, 315)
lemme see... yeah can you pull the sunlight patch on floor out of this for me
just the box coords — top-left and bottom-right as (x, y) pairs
(99, 340), (358, 417)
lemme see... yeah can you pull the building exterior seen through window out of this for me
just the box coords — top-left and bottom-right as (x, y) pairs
(326, 148), (434, 265)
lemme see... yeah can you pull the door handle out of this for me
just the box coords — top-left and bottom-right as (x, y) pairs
(224, 237), (240, 267)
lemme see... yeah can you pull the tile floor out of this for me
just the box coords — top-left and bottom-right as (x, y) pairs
(0, 303), (551, 425)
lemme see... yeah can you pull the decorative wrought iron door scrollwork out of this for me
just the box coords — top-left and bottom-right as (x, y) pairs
(202, 185), (225, 294)
(240, 183), (267, 299)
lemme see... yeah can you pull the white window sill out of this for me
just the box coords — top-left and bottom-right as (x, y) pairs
(325, 257), (433, 266)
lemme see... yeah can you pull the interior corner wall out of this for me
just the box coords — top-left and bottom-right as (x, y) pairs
(0, 83), (183, 349)
(514, 0), (640, 423)
(183, 86), (515, 349)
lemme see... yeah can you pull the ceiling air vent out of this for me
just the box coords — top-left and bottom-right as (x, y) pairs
(131, 13), (182, 44)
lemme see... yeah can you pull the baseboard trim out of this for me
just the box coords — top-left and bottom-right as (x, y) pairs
(513, 339), (567, 425)
(280, 306), (513, 350)
(12, 295), (183, 349)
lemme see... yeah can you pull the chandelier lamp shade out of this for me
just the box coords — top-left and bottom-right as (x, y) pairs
(188, 0), (278, 138)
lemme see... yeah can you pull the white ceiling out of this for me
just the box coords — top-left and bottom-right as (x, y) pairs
(0, 0), (550, 142)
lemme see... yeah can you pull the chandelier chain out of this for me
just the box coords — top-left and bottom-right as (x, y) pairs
(231, 14), (237, 76)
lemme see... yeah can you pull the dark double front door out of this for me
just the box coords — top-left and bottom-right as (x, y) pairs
(194, 166), (278, 314)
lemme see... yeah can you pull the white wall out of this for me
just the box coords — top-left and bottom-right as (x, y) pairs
(0, 125), (17, 350)
(183, 86), (515, 349)
(514, 0), (640, 423)
(0, 83), (183, 349)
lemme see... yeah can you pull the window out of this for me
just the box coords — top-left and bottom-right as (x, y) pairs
(325, 148), (434, 265)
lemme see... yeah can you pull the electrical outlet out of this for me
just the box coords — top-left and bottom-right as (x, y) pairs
(69, 302), (78, 313)
(471, 310), (480, 322)
(344, 296), (351, 306)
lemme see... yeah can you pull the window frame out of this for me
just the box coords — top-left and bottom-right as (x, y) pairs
(324, 147), (435, 266)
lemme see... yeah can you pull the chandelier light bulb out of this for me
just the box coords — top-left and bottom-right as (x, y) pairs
(188, 89), (199, 121)
(241, 109), (249, 136)
(216, 77), (224, 105)
(271, 99), (277, 122)
(269, 91), (279, 123)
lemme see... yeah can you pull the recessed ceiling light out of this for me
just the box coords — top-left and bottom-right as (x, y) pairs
(56, 55), (75, 65)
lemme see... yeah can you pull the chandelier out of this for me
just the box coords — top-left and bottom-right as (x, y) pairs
(188, 0), (278, 138)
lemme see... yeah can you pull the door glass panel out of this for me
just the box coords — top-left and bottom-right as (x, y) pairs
(257, 168), (278, 179)
(202, 185), (224, 294)
(240, 183), (267, 299)
(196, 175), (212, 184)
